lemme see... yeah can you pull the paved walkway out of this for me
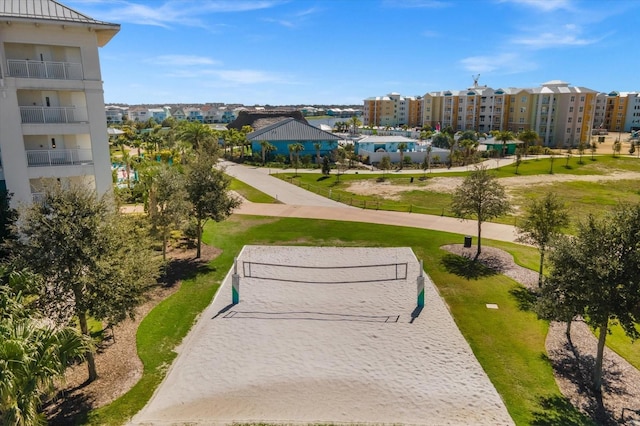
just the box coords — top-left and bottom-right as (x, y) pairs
(222, 160), (520, 244)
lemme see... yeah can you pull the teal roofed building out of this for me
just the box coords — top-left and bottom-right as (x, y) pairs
(247, 118), (341, 161)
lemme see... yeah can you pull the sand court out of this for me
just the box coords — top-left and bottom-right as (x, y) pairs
(131, 246), (514, 425)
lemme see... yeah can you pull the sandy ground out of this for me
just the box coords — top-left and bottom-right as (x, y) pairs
(131, 246), (513, 426)
(346, 169), (640, 199)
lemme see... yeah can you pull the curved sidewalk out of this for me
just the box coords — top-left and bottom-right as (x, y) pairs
(224, 160), (520, 244)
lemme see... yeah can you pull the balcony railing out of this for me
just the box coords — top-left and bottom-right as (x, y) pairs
(7, 59), (83, 80)
(26, 149), (93, 167)
(20, 106), (86, 124)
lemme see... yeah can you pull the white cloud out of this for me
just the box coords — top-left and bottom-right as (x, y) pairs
(512, 25), (602, 48)
(421, 30), (440, 38)
(459, 53), (536, 74)
(382, 0), (450, 8)
(74, 0), (283, 28)
(150, 55), (220, 66)
(498, 0), (572, 12)
(262, 6), (321, 28)
(165, 68), (290, 85)
(212, 69), (288, 84)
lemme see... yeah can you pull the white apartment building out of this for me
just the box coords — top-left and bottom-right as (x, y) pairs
(624, 93), (640, 132)
(0, 0), (119, 205)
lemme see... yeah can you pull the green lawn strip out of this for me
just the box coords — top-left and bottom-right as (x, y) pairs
(434, 268), (558, 423)
(90, 216), (590, 425)
(602, 323), (640, 371)
(512, 179), (640, 233)
(87, 249), (235, 424)
(484, 240), (541, 271)
(229, 177), (279, 203)
(273, 156), (640, 228)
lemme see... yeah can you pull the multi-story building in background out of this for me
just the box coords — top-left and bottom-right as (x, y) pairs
(370, 80), (602, 146)
(0, 0), (119, 205)
(623, 93), (640, 132)
(363, 92), (421, 128)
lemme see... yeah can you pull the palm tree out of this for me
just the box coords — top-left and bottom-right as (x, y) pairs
(343, 143), (355, 168)
(260, 140), (275, 165)
(177, 121), (215, 151)
(518, 129), (539, 158)
(120, 149), (134, 189)
(239, 125), (253, 160)
(397, 142), (408, 170)
(495, 130), (515, 157)
(288, 143), (304, 175)
(458, 138), (478, 166)
(313, 142), (322, 166)
(0, 269), (90, 426)
(348, 115), (362, 135)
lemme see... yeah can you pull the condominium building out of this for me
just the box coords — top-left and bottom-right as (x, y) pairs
(623, 93), (640, 132)
(0, 0), (119, 205)
(363, 92), (421, 128)
(419, 80), (598, 146)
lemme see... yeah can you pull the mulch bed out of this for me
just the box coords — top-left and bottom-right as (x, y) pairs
(44, 243), (221, 425)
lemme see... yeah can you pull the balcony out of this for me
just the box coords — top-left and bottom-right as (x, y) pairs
(20, 106), (86, 124)
(26, 149), (93, 167)
(7, 59), (83, 80)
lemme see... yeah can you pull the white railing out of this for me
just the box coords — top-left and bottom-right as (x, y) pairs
(26, 149), (93, 167)
(19, 106), (86, 124)
(7, 59), (83, 80)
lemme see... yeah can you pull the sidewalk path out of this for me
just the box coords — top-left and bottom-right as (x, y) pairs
(223, 161), (520, 244)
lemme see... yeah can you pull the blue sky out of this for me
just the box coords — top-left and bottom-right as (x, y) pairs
(66, 0), (639, 106)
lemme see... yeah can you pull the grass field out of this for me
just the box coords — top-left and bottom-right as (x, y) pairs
(88, 157), (640, 425)
(275, 155), (640, 228)
(88, 216), (596, 426)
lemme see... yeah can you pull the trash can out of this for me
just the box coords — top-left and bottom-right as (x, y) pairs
(464, 235), (472, 248)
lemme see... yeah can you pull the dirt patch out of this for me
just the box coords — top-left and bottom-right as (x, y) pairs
(346, 171), (640, 200)
(44, 243), (221, 425)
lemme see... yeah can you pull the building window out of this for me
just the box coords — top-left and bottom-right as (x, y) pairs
(567, 128), (571, 133)
(521, 96), (527, 103)
(519, 118), (524, 123)
(580, 96), (585, 102)
(569, 107), (574, 112)
(571, 96), (575, 102)
(568, 117), (572, 123)
(520, 107), (526, 113)
(579, 106), (583, 112)
(578, 117), (582, 123)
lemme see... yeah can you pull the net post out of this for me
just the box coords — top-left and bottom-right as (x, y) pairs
(417, 260), (425, 308)
(232, 257), (240, 304)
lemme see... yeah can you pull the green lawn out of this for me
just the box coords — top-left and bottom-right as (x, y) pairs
(88, 216), (593, 426)
(230, 177), (280, 203)
(274, 155), (640, 228)
(605, 323), (640, 371)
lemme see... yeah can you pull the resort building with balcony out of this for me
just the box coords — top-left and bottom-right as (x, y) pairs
(0, 0), (119, 205)
(363, 93), (422, 128)
(623, 92), (640, 132)
(105, 105), (127, 124)
(417, 80), (598, 147)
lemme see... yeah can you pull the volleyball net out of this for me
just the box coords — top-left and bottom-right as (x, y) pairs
(241, 261), (408, 284)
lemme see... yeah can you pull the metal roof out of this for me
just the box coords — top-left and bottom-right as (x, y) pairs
(247, 118), (340, 141)
(0, 0), (117, 26)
